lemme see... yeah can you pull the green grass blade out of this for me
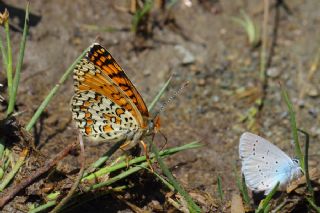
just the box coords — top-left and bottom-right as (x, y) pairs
(217, 176), (224, 201)
(260, 0), (268, 82)
(30, 142), (200, 212)
(263, 204), (271, 213)
(28, 201), (56, 213)
(231, 10), (259, 48)
(25, 46), (89, 132)
(139, 165), (175, 191)
(255, 182), (279, 213)
(231, 17), (247, 29)
(241, 11), (256, 45)
(0, 138), (5, 161)
(5, 18), (12, 116)
(83, 74), (172, 177)
(299, 129), (317, 206)
(0, 34), (7, 71)
(0, 148), (29, 191)
(306, 197), (320, 213)
(7, 2), (29, 115)
(82, 141), (201, 182)
(146, 75), (200, 212)
(86, 161), (147, 191)
(82, 139), (124, 178)
(149, 138), (201, 213)
(281, 85), (304, 170)
(241, 174), (250, 205)
(131, 0), (153, 33)
(234, 165), (250, 205)
(148, 75), (172, 112)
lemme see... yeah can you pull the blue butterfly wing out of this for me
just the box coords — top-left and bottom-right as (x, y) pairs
(239, 132), (300, 194)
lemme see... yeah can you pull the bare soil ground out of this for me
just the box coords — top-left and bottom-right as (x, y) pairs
(1, 0), (320, 212)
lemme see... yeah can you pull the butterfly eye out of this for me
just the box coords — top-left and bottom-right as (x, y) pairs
(292, 158), (300, 164)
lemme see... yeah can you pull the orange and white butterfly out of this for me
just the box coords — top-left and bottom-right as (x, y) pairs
(71, 43), (159, 148)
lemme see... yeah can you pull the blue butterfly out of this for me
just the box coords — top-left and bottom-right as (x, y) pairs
(239, 132), (303, 195)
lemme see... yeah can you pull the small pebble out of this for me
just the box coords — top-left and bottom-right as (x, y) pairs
(266, 67), (281, 78)
(212, 95), (220, 102)
(175, 45), (195, 65)
(198, 78), (206, 86)
(143, 69), (151, 76)
(308, 108), (318, 118)
(307, 85), (319, 97)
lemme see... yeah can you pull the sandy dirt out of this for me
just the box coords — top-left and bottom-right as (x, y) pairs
(1, 0), (320, 212)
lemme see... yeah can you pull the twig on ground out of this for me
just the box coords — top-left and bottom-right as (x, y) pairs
(51, 134), (85, 213)
(0, 142), (77, 208)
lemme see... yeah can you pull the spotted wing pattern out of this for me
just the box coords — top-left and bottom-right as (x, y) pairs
(72, 90), (139, 141)
(87, 44), (149, 123)
(71, 43), (148, 141)
(239, 132), (302, 195)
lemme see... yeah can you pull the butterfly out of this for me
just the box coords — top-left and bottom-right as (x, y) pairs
(71, 43), (159, 149)
(239, 132), (303, 195)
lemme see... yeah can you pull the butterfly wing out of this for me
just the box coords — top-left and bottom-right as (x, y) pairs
(71, 43), (148, 141)
(72, 90), (139, 141)
(87, 43), (149, 124)
(239, 132), (299, 194)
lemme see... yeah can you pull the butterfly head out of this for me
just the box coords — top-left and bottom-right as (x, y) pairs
(291, 158), (304, 179)
(145, 115), (160, 134)
(292, 158), (299, 166)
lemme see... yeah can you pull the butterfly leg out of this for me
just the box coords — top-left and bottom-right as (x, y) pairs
(139, 140), (154, 173)
(120, 141), (135, 168)
(153, 129), (168, 152)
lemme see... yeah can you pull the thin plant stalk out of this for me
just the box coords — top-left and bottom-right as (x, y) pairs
(149, 138), (201, 213)
(234, 166), (250, 206)
(82, 141), (201, 182)
(0, 168), (3, 180)
(7, 2), (29, 115)
(4, 18), (12, 116)
(131, 0), (153, 33)
(0, 148), (29, 191)
(86, 160), (149, 191)
(281, 86), (304, 169)
(29, 201), (57, 213)
(0, 45), (88, 194)
(241, 174), (250, 205)
(148, 75), (172, 113)
(298, 129), (317, 206)
(0, 143), (76, 207)
(51, 134), (85, 213)
(260, 0), (269, 82)
(46, 192), (60, 201)
(82, 75), (172, 177)
(0, 35), (7, 72)
(140, 165), (175, 191)
(306, 197), (320, 213)
(231, 10), (260, 48)
(146, 77), (201, 212)
(82, 139), (124, 178)
(25, 47), (89, 131)
(256, 182), (279, 213)
(0, 138), (5, 160)
(217, 176), (224, 201)
(33, 142), (200, 212)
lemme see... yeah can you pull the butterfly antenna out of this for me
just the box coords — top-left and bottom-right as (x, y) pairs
(151, 81), (189, 121)
(158, 130), (168, 151)
(150, 128), (168, 150)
